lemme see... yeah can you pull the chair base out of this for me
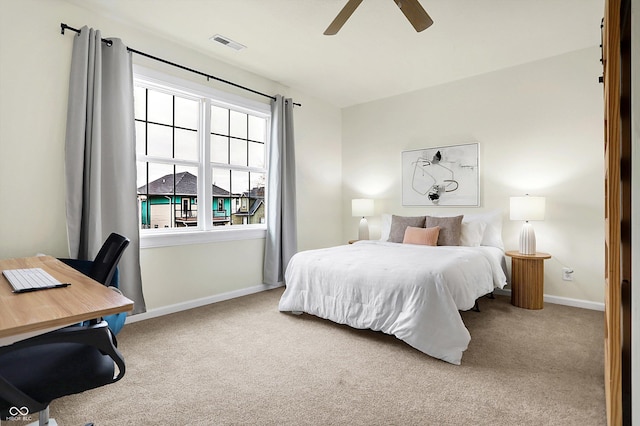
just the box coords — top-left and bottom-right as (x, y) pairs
(25, 407), (58, 426)
(26, 417), (94, 426)
(26, 419), (58, 426)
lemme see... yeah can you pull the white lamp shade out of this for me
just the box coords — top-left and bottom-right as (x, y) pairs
(352, 199), (374, 217)
(510, 196), (545, 221)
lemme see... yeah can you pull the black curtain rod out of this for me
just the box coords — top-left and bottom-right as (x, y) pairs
(60, 23), (301, 107)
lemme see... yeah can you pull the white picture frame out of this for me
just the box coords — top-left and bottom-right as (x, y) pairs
(402, 143), (480, 206)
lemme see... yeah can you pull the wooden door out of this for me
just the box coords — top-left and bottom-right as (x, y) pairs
(602, 0), (622, 424)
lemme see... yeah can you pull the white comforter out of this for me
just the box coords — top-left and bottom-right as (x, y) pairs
(278, 240), (507, 365)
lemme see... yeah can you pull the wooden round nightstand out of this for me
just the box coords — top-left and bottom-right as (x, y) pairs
(505, 251), (551, 310)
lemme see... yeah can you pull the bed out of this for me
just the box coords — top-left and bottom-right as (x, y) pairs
(278, 211), (508, 365)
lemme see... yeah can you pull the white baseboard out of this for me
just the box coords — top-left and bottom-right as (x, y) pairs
(493, 288), (604, 311)
(126, 285), (603, 325)
(125, 283), (284, 324)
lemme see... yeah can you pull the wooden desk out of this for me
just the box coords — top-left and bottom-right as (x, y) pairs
(506, 251), (551, 310)
(0, 256), (134, 344)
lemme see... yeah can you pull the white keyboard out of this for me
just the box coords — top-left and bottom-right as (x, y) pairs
(2, 268), (69, 293)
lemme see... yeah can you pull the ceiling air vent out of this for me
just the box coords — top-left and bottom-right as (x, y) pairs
(209, 34), (246, 51)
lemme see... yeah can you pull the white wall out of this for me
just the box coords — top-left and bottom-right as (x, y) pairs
(0, 0), (343, 312)
(342, 47), (605, 304)
(288, 88), (344, 252)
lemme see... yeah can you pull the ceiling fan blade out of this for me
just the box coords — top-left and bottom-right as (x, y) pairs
(393, 0), (434, 32)
(324, 0), (364, 35)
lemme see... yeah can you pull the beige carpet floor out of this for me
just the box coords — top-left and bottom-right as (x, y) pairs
(42, 288), (604, 425)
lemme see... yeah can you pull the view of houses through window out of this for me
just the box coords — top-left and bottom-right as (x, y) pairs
(134, 77), (268, 232)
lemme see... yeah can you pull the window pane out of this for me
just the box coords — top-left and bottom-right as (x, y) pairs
(231, 170), (249, 196)
(137, 161), (150, 229)
(136, 161), (148, 194)
(250, 173), (265, 194)
(229, 138), (247, 166)
(211, 105), (229, 135)
(212, 168), (231, 226)
(248, 141), (265, 168)
(135, 122), (146, 156)
(250, 172), (266, 224)
(147, 163), (174, 193)
(134, 86), (146, 120)
(211, 135), (229, 163)
(174, 97), (198, 130)
(147, 124), (173, 158)
(231, 170), (249, 225)
(147, 90), (173, 125)
(213, 168), (231, 195)
(175, 128), (198, 161)
(175, 165), (198, 228)
(229, 110), (247, 139)
(232, 170), (249, 222)
(248, 116), (266, 142)
(137, 162), (173, 229)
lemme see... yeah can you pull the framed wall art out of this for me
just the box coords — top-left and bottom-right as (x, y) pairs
(402, 143), (479, 206)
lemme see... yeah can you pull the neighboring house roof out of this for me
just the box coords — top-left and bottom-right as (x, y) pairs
(137, 171), (235, 197)
(235, 186), (265, 215)
(235, 199), (264, 216)
(242, 186), (265, 199)
(213, 184), (234, 197)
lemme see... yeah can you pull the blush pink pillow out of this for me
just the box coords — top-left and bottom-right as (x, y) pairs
(403, 226), (440, 246)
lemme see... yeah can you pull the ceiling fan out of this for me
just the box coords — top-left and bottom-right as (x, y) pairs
(324, 0), (433, 35)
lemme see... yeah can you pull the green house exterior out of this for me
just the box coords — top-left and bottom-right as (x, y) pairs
(137, 171), (263, 229)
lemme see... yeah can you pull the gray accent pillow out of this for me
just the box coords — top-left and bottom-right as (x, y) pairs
(425, 215), (463, 246)
(388, 215), (426, 243)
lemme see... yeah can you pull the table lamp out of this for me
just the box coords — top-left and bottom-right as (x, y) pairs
(352, 198), (374, 240)
(510, 195), (545, 255)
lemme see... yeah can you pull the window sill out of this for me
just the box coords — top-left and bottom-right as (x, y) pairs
(140, 226), (267, 249)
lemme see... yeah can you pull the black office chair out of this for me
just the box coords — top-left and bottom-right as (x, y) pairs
(86, 232), (130, 287)
(0, 321), (125, 425)
(59, 233), (131, 334)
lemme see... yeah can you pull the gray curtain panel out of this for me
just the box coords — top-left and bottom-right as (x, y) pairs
(65, 26), (146, 314)
(264, 95), (298, 285)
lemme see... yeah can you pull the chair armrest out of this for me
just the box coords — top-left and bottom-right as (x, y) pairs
(0, 321), (126, 413)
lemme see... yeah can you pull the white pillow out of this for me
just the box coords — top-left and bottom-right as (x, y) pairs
(460, 221), (487, 247)
(379, 213), (392, 241)
(462, 210), (504, 249)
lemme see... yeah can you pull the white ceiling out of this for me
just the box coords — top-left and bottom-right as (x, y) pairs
(64, 0), (604, 108)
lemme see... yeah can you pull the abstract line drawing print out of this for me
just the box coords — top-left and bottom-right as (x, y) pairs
(402, 143), (479, 206)
(412, 150), (459, 204)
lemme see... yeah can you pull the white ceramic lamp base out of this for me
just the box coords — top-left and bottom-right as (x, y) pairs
(519, 222), (536, 255)
(358, 217), (369, 240)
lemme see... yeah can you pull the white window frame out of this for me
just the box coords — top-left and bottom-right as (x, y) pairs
(134, 65), (270, 248)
